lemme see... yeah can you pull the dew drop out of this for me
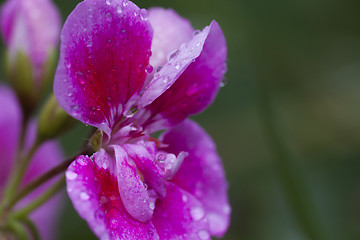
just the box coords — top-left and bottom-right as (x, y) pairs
(122, 0), (128, 7)
(116, 5), (123, 13)
(143, 183), (148, 190)
(175, 62), (181, 70)
(149, 201), (155, 210)
(223, 205), (231, 214)
(106, 12), (112, 20)
(87, 40), (93, 47)
(95, 210), (105, 221)
(145, 65), (153, 74)
(220, 77), (228, 87)
(105, 0), (111, 5)
(66, 171), (77, 180)
(109, 218), (119, 229)
(196, 42), (201, 47)
(68, 93), (73, 97)
(80, 192), (90, 200)
(193, 30), (201, 36)
(140, 8), (149, 20)
(190, 206), (205, 221)
(156, 154), (166, 162)
(156, 65), (163, 73)
(77, 158), (88, 166)
(133, 10), (138, 17)
(198, 230), (210, 239)
(182, 194), (188, 202)
(168, 49), (180, 61)
(65, 62), (71, 69)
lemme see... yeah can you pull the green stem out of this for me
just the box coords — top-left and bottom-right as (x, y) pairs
(11, 177), (65, 219)
(21, 217), (40, 240)
(7, 219), (28, 240)
(8, 148), (90, 209)
(0, 139), (41, 218)
(257, 78), (326, 240)
(9, 156), (76, 208)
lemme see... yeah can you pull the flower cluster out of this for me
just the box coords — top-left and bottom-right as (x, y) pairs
(0, 0), (230, 239)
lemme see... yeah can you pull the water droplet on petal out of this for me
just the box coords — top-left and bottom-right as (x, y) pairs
(80, 192), (90, 200)
(182, 194), (188, 202)
(133, 10), (138, 17)
(116, 5), (123, 13)
(220, 76), (228, 87)
(193, 30), (201, 36)
(140, 8), (149, 20)
(109, 218), (119, 229)
(223, 205), (231, 214)
(95, 210), (105, 222)
(191, 206), (205, 221)
(106, 12), (112, 20)
(175, 62), (181, 70)
(65, 62), (71, 69)
(198, 230), (210, 239)
(168, 49), (180, 61)
(156, 154), (166, 162)
(66, 171), (77, 180)
(156, 66), (163, 73)
(105, 0), (111, 5)
(149, 201), (155, 210)
(145, 65), (153, 74)
(122, 0), (128, 6)
(196, 42), (201, 47)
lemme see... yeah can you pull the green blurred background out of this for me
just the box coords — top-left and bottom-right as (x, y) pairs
(2, 0), (360, 239)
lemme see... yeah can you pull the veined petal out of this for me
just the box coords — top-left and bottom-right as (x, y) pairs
(113, 145), (154, 222)
(139, 21), (227, 132)
(66, 152), (158, 240)
(152, 183), (210, 240)
(0, 85), (21, 186)
(148, 7), (194, 71)
(160, 120), (231, 237)
(123, 141), (166, 198)
(54, 0), (153, 136)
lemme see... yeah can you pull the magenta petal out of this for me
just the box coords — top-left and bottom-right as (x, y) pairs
(66, 152), (158, 240)
(140, 21), (227, 132)
(0, 85), (21, 186)
(148, 7), (194, 70)
(123, 141), (166, 198)
(152, 183), (210, 240)
(54, 0), (153, 136)
(160, 120), (231, 237)
(113, 145), (154, 222)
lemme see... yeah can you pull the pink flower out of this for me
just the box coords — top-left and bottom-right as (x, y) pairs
(0, 0), (61, 84)
(0, 86), (63, 240)
(54, 0), (230, 239)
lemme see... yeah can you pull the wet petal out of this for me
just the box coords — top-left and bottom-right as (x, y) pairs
(123, 141), (166, 197)
(152, 183), (210, 240)
(139, 21), (227, 132)
(148, 7), (194, 70)
(0, 85), (21, 186)
(113, 145), (154, 222)
(160, 120), (230, 237)
(66, 152), (158, 240)
(54, 0), (153, 136)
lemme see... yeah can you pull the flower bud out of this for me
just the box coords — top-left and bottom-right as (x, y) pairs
(37, 94), (78, 141)
(0, 0), (61, 110)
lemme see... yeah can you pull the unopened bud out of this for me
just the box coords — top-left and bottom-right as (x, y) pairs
(37, 94), (78, 141)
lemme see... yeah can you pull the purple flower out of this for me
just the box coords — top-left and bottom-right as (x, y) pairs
(0, 86), (64, 240)
(54, 0), (230, 239)
(0, 0), (61, 83)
